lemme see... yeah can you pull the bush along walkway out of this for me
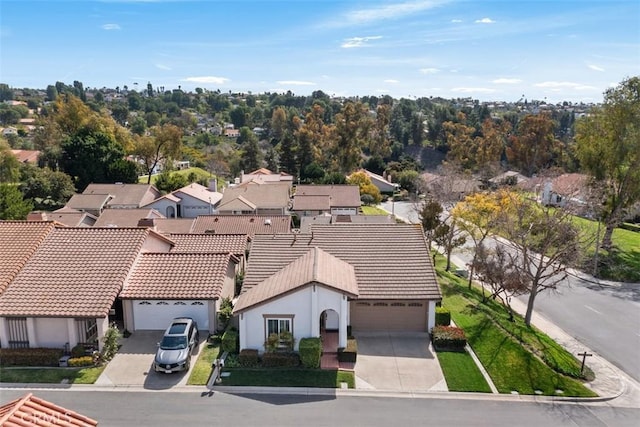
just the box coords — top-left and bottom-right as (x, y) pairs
(437, 266), (597, 397)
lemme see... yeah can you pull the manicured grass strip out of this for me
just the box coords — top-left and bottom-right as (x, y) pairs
(361, 206), (391, 215)
(220, 368), (355, 388)
(187, 343), (219, 385)
(442, 286), (596, 397)
(0, 367), (104, 384)
(436, 350), (491, 392)
(138, 167), (214, 185)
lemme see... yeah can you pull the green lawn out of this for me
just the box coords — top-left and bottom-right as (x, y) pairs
(138, 167), (214, 186)
(435, 254), (597, 397)
(0, 366), (105, 384)
(361, 206), (390, 215)
(571, 216), (640, 282)
(220, 368), (355, 388)
(436, 350), (492, 392)
(187, 342), (219, 385)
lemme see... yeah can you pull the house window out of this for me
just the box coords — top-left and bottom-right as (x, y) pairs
(156, 301), (169, 305)
(408, 302), (423, 307)
(267, 318), (291, 336)
(174, 301), (186, 305)
(6, 317), (29, 349)
(138, 301), (151, 305)
(191, 301), (204, 306)
(391, 302), (405, 307)
(75, 318), (98, 347)
(373, 302), (388, 307)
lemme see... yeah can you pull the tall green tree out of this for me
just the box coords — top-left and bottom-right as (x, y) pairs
(19, 166), (75, 210)
(132, 124), (183, 184)
(331, 101), (372, 174)
(575, 76), (640, 250)
(0, 139), (21, 182)
(0, 184), (33, 219)
(278, 131), (297, 177)
(506, 113), (560, 176)
(240, 128), (261, 172)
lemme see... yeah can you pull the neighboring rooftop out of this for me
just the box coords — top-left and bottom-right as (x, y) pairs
(168, 233), (248, 256)
(82, 183), (161, 208)
(292, 185), (361, 210)
(218, 182), (291, 211)
(93, 208), (164, 228)
(191, 215), (291, 238)
(0, 393), (98, 427)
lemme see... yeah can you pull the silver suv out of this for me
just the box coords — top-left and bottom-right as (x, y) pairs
(154, 317), (199, 373)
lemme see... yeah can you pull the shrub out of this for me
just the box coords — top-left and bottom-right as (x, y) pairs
(298, 337), (322, 368)
(264, 331), (295, 353)
(71, 344), (86, 358)
(432, 325), (466, 351)
(337, 338), (357, 363)
(101, 322), (122, 362)
(435, 307), (451, 326)
(217, 297), (234, 331)
(221, 328), (239, 354)
(68, 356), (94, 367)
(261, 352), (300, 368)
(0, 348), (63, 367)
(238, 349), (259, 367)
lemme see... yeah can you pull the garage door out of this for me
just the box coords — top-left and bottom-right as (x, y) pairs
(132, 300), (210, 331)
(351, 300), (428, 332)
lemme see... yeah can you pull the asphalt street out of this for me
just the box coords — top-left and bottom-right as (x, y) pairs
(381, 201), (640, 382)
(0, 388), (638, 427)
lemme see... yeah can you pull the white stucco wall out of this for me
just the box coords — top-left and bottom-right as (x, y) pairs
(238, 284), (348, 353)
(33, 318), (70, 348)
(179, 193), (216, 218)
(145, 199), (177, 218)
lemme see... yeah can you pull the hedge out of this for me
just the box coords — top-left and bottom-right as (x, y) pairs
(221, 329), (238, 354)
(432, 325), (466, 351)
(0, 348), (64, 367)
(338, 338), (357, 363)
(68, 356), (94, 367)
(298, 338), (321, 368)
(261, 352), (300, 368)
(238, 349), (259, 367)
(435, 307), (451, 326)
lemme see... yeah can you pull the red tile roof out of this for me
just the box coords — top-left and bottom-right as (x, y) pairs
(0, 393), (98, 426)
(0, 221), (56, 294)
(153, 218), (196, 234)
(0, 227), (150, 317)
(82, 183), (161, 208)
(293, 185), (361, 209)
(93, 208), (164, 228)
(243, 224), (441, 300)
(219, 182), (291, 210)
(191, 215), (291, 238)
(169, 234), (248, 256)
(120, 253), (234, 299)
(234, 247), (358, 313)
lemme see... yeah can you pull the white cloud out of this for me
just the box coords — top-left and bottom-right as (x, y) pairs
(182, 76), (230, 84)
(534, 81), (596, 90)
(451, 19), (462, 23)
(475, 18), (495, 24)
(101, 24), (121, 30)
(155, 63), (171, 71)
(340, 1), (448, 26)
(588, 64), (605, 72)
(492, 78), (522, 84)
(419, 67), (440, 74)
(276, 80), (316, 86)
(451, 87), (496, 93)
(384, 79), (399, 83)
(341, 36), (383, 48)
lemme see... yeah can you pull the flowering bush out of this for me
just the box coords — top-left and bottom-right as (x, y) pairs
(431, 325), (467, 351)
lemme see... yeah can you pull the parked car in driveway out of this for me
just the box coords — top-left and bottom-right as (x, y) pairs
(153, 317), (199, 373)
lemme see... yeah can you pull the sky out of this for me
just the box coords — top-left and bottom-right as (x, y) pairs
(1, 0), (639, 103)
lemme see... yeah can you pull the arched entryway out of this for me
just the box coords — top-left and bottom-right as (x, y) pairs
(320, 309), (339, 333)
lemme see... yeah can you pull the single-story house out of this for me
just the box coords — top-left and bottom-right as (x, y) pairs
(168, 233), (249, 274)
(27, 208), (97, 227)
(488, 170), (529, 188)
(299, 213), (394, 233)
(233, 224), (441, 352)
(360, 169), (400, 194)
(142, 182), (223, 218)
(81, 183), (162, 209)
(0, 222), (239, 350)
(64, 193), (113, 217)
(291, 185), (361, 217)
(217, 182), (291, 215)
(241, 168), (294, 185)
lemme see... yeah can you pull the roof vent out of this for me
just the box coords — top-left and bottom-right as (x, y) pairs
(264, 218), (272, 225)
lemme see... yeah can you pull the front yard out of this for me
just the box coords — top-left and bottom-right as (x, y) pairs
(219, 369), (355, 388)
(0, 366), (104, 384)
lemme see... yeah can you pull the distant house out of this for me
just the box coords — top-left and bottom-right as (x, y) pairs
(224, 128), (240, 138)
(360, 169), (400, 194)
(142, 182), (222, 218)
(217, 182), (291, 215)
(488, 170), (529, 188)
(81, 183), (161, 209)
(93, 208), (165, 228)
(421, 172), (482, 202)
(291, 185), (361, 217)
(27, 208), (97, 227)
(10, 149), (40, 164)
(241, 168), (294, 185)
(538, 173), (589, 208)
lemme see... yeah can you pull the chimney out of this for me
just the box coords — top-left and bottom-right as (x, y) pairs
(209, 177), (218, 192)
(137, 218), (156, 229)
(27, 211), (48, 221)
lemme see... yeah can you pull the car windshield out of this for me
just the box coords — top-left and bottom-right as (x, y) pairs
(160, 336), (188, 350)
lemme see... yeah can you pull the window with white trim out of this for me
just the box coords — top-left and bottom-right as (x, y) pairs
(267, 318), (291, 336)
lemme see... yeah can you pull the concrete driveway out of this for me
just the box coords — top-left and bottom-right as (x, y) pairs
(354, 332), (447, 392)
(96, 330), (205, 390)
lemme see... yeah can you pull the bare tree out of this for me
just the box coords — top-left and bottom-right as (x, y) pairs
(498, 194), (584, 326)
(434, 216), (466, 271)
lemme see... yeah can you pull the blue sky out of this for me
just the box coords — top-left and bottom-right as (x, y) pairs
(1, 0), (638, 103)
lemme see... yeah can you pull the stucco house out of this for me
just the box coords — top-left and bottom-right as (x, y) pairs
(142, 182), (222, 218)
(360, 169), (400, 194)
(0, 221), (240, 351)
(241, 168), (294, 185)
(291, 185), (361, 217)
(217, 182), (291, 215)
(81, 183), (161, 209)
(233, 224), (441, 353)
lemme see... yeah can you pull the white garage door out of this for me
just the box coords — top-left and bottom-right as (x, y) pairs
(133, 300), (210, 331)
(351, 300), (428, 332)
